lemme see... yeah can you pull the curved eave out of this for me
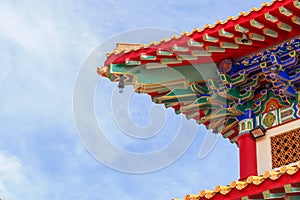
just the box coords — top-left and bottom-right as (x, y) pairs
(105, 0), (300, 66)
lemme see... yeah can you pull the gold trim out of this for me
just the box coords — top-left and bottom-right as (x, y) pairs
(106, 0), (280, 58)
(181, 161), (300, 199)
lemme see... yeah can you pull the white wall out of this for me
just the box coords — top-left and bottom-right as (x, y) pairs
(256, 119), (300, 175)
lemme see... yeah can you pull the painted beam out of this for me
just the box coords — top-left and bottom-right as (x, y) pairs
(205, 46), (225, 52)
(172, 45), (189, 52)
(160, 58), (181, 64)
(125, 59), (141, 65)
(294, 0), (300, 9)
(177, 55), (198, 61)
(235, 24), (249, 33)
(263, 28), (278, 38)
(191, 50), (212, 56)
(220, 42), (239, 49)
(203, 34), (219, 43)
(145, 63), (167, 69)
(277, 22), (292, 32)
(292, 16), (300, 25)
(265, 13), (279, 23)
(156, 50), (173, 56)
(140, 53), (156, 60)
(263, 190), (286, 199)
(284, 184), (300, 194)
(218, 29), (234, 38)
(187, 39), (204, 47)
(279, 6), (293, 17)
(249, 33), (265, 41)
(250, 19), (264, 29)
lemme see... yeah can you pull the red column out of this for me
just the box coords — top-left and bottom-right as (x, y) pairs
(237, 133), (258, 180)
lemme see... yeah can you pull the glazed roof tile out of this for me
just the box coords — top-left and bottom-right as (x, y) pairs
(174, 161), (300, 200)
(107, 0), (283, 57)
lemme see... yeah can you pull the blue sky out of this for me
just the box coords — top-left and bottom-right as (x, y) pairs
(0, 0), (266, 199)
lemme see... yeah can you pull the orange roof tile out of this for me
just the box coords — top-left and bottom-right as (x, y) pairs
(174, 161), (300, 200)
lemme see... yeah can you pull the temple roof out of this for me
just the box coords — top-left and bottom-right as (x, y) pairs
(105, 0), (300, 66)
(174, 161), (300, 200)
(99, 0), (300, 142)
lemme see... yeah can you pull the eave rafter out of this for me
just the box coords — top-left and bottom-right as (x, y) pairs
(260, 5), (300, 35)
(106, 37), (300, 143)
(104, 0), (300, 67)
(101, 0), (300, 143)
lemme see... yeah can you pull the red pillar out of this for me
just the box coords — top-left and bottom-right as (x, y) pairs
(237, 133), (258, 180)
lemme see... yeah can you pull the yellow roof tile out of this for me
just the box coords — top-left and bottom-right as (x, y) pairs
(178, 161), (300, 200)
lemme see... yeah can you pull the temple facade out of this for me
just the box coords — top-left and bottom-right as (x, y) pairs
(98, 0), (300, 199)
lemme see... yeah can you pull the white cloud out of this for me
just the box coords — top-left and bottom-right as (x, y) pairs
(0, 151), (28, 199)
(0, 8), (50, 52)
(0, 1), (99, 129)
